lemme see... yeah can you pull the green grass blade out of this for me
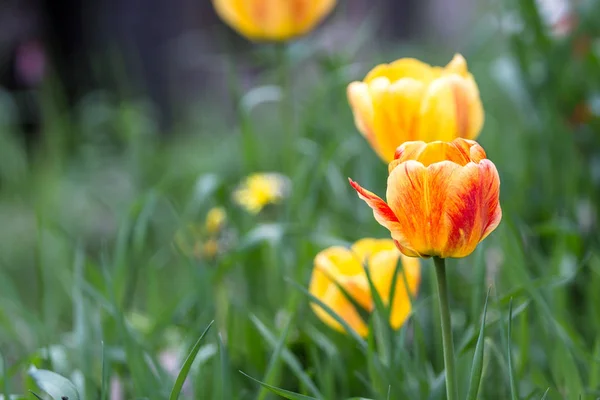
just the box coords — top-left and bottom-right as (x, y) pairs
(466, 287), (491, 400)
(169, 320), (214, 400)
(250, 314), (322, 398)
(285, 278), (368, 352)
(218, 333), (232, 400)
(507, 299), (519, 400)
(540, 388), (550, 400)
(239, 371), (318, 400)
(101, 341), (108, 400)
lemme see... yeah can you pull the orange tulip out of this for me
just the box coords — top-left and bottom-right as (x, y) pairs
(347, 54), (484, 162)
(349, 138), (501, 259)
(309, 238), (420, 337)
(212, 0), (336, 41)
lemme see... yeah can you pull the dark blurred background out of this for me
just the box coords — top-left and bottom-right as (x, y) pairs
(0, 0), (479, 144)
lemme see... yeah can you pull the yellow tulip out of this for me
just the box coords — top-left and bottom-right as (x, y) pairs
(309, 238), (421, 337)
(349, 138), (502, 259)
(347, 54), (484, 162)
(212, 0), (337, 41)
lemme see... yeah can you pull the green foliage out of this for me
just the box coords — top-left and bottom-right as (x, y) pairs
(0, 1), (599, 399)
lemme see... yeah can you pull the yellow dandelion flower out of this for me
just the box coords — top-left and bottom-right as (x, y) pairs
(233, 173), (290, 214)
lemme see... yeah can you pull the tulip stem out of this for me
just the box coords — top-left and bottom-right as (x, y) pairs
(276, 43), (295, 173)
(433, 256), (458, 400)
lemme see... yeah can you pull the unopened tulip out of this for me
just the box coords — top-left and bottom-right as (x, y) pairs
(212, 0), (336, 41)
(349, 138), (501, 258)
(309, 238), (420, 337)
(347, 54), (484, 162)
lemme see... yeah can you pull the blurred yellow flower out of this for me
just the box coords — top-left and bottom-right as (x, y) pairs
(347, 54), (484, 163)
(233, 173), (290, 214)
(205, 207), (227, 234)
(212, 0), (336, 41)
(309, 238), (421, 337)
(201, 238), (220, 259)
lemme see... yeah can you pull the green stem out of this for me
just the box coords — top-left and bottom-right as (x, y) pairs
(276, 43), (295, 173)
(433, 256), (458, 400)
(224, 45), (256, 170)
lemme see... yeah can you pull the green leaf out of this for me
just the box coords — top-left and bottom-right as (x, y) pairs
(466, 287), (491, 400)
(28, 367), (80, 400)
(540, 388), (550, 400)
(507, 299), (519, 400)
(218, 334), (231, 400)
(169, 320), (214, 400)
(285, 278), (368, 352)
(240, 371), (318, 400)
(251, 312), (322, 399)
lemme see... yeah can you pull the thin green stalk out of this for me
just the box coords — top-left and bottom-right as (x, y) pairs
(276, 43), (295, 174)
(433, 257), (458, 400)
(224, 44), (256, 170)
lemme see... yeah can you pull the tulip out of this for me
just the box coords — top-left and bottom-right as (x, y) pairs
(349, 138), (501, 259)
(212, 0), (336, 41)
(309, 238), (420, 337)
(347, 54), (484, 162)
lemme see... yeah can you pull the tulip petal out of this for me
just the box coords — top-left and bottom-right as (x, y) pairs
(418, 76), (461, 142)
(368, 251), (420, 329)
(351, 238), (396, 265)
(348, 179), (415, 254)
(386, 160), (462, 257)
(444, 54), (469, 77)
(310, 278), (369, 337)
(371, 78), (427, 162)
(440, 160), (501, 258)
(347, 82), (377, 147)
(365, 58), (436, 83)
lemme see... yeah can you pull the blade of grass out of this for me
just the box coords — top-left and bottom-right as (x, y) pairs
(507, 299), (519, 400)
(240, 371), (318, 400)
(285, 278), (367, 352)
(256, 310), (296, 400)
(250, 314), (322, 398)
(169, 321), (214, 400)
(466, 287), (491, 400)
(218, 334), (231, 400)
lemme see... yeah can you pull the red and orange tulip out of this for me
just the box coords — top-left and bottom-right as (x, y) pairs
(309, 238), (420, 337)
(349, 138), (501, 259)
(212, 0), (337, 41)
(347, 54), (484, 163)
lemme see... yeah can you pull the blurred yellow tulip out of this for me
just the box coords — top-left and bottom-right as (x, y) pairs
(212, 0), (336, 41)
(309, 239), (420, 337)
(347, 54), (484, 163)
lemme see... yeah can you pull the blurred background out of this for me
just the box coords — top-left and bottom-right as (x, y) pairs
(1, 0), (600, 399)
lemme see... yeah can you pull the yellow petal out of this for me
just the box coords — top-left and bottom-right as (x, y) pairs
(365, 58), (436, 84)
(347, 81), (375, 143)
(314, 246), (364, 278)
(418, 76), (461, 142)
(371, 78), (427, 162)
(351, 238), (396, 265)
(309, 277), (369, 336)
(444, 53), (469, 77)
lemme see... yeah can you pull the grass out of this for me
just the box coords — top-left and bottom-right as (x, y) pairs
(1, 1), (600, 399)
